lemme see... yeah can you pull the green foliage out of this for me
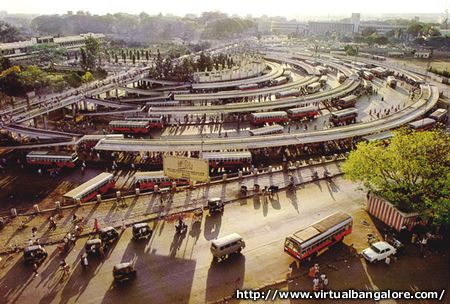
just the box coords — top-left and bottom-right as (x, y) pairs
(344, 45), (358, 56)
(80, 36), (100, 71)
(18, 66), (49, 91)
(202, 18), (256, 39)
(63, 72), (83, 88)
(428, 67), (450, 78)
(29, 44), (66, 67)
(343, 128), (450, 224)
(81, 71), (94, 83)
(0, 21), (23, 43)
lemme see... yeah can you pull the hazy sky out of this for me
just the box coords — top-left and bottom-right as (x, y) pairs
(2, 0), (447, 17)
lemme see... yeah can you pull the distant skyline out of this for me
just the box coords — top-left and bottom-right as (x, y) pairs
(1, 0), (448, 19)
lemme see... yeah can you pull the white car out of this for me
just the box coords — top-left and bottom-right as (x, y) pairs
(362, 241), (397, 263)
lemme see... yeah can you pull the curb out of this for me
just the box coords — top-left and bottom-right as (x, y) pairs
(0, 171), (344, 255)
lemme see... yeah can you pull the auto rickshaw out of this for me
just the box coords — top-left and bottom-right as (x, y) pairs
(192, 208), (203, 223)
(23, 245), (48, 264)
(206, 198), (224, 215)
(85, 238), (103, 255)
(132, 223), (152, 240)
(113, 254), (137, 283)
(100, 226), (119, 244)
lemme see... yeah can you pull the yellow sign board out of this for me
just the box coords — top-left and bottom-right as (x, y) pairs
(163, 155), (209, 182)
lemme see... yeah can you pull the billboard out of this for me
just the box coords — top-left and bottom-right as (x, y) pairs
(163, 155), (209, 182)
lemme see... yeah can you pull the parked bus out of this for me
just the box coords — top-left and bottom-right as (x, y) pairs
(287, 105), (319, 120)
(306, 82), (321, 94)
(316, 66), (328, 75)
(407, 118), (436, 131)
(429, 108), (448, 123)
(275, 89), (301, 99)
(133, 171), (188, 191)
(335, 95), (357, 109)
(362, 131), (393, 143)
(319, 75), (328, 86)
(202, 151), (252, 168)
(238, 83), (258, 90)
(270, 76), (288, 86)
(362, 71), (374, 81)
(146, 101), (180, 107)
(250, 111), (289, 125)
(125, 116), (164, 128)
(336, 72), (346, 83)
(109, 120), (149, 134)
(330, 108), (358, 126)
(63, 172), (115, 203)
(387, 76), (397, 89)
(284, 212), (352, 261)
(79, 134), (124, 148)
(26, 151), (78, 168)
(363, 80), (372, 93)
(370, 67), (388, 78)
(249, 125), (284, 136)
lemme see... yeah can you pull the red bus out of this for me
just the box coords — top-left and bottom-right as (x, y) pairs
(287, 105), (319, 120)
(125, 116), (164, 128)
(362, 71), (374, 81)
(109, 120), (149, 134)
(284, 212), (352, 261)
(63, 173), (115, 203)
(335, 94), (357, 109)
(250, 111), (289, 125)
(26, 151), (78, 168)
(202, 151), (252, 168)
(133, 171), (189, 191)
(330, 108), (358, 126)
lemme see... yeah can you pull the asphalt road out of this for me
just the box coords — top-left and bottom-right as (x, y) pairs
(0, 177), (366, 304)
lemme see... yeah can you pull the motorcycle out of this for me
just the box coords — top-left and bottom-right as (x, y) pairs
(175, 221), (188, 234)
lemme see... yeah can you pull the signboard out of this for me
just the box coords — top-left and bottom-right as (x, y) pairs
(163, 155), (209, 182)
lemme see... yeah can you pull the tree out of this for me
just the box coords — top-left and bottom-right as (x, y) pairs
(145, 50), (149, 61)
(408, 22), (423, 37)
(81, 71), (94, 83)
(0, 21), (22, 43)
(29, 44), (67, 67)
(342, 129), (450, 225)
(63, 72), (83, 88)
(132, 54), (136, 65)
(80, 36), (100, 70)
(344, 45), (358, 56)
(362, 27), (377, 36)
(115, 54), (119, 64)
(18, 66), (49, 91)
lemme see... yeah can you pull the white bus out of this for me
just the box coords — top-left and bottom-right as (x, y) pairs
(249, 125), (284, 136)
(306, 82), (321, 94)
(387, 76), (397, 89)
(63, 173), (115, 203)
(337, 72), (346, 83)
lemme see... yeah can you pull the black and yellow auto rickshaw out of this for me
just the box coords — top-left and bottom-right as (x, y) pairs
(132, 223), (152, 240)
(85, 238), (103, 255)
(100, 226), (119, 244)
(206, 198), (224, 215)
(113, 254), (137, 283)
(23, 245), (48, 265)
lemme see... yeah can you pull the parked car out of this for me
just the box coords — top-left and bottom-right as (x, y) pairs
(362, 241), (397, 263)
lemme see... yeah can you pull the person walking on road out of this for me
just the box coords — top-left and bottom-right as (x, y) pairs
(32, 263), (39, 277)
(93, 218), (100, 234)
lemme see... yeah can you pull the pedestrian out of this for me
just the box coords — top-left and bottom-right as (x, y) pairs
(323, 275), (329, 290)
(313, 275), (320, 291)
(385, 256), (391, 266)
(93, 218), (100, 234)
(81, 253), (88, 269)
(32, 263), (39, 277)
(314, 263), (320, 276)
(31, 226), (37, 238)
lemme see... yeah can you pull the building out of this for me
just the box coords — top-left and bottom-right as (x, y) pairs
(270, 21), (308, 35)
(358, 23), (407, 35)
(414, 50), (432, 59)
(308, 21), (355, 36)
(0, 33), (105, 61)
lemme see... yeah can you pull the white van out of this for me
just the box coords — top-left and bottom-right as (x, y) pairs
(210, 233), (245, 262)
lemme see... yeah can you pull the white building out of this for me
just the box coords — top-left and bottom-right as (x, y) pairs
(0, 33), (105, 60)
